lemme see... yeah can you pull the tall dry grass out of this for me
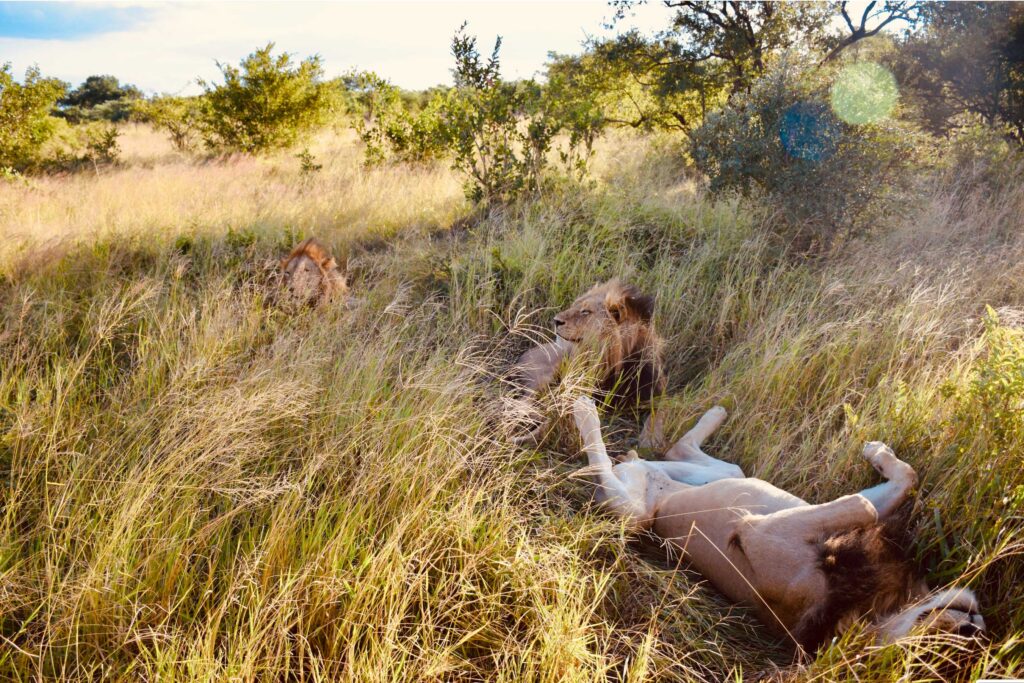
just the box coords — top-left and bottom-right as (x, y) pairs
(0, 126), (464, 269)
(1, 126), (1022, 681)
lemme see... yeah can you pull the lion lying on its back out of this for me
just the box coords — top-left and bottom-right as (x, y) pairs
(513, 279), (666, 445)
(280, 237), (348, 306)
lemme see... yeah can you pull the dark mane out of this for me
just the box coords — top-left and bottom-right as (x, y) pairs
(598, 281), (665, 418)
(598, 334), (666, 417)
(793, 505), (919, 652)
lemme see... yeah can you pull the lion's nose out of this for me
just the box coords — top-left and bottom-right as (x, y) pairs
(553, 316), (565, 327)
(957, 622), (983, 638)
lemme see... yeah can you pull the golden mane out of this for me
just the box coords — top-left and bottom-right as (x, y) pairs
(281, 237), (335, 270)
(593, 279), (662, 383)
(511, 278), (666, 445)
(280, 237), (349, 305)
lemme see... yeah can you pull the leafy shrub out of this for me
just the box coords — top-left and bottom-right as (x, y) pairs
(691, 58), (928, 247)
(914, 310), (1024, 637)
(296, 147), (322, 176)
(21, 120), (124, 173)
(440, 27), (558, 203)
(83, 124), (122, 166)
(198, 43), (334, 154)
(134, 95), (205, 153)
(941, 122), (1024, 196)
(0, 63), (67, 171)
(355, 26), (605, 204)
(0, 165), (27, 185)
(954, 310), (1024, 467)
(351, 71), (446, 165)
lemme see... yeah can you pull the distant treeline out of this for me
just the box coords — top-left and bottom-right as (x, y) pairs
(3, 1), (1022, 244)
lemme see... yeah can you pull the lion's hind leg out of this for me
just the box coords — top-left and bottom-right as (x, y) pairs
(663, 406), (743, 479)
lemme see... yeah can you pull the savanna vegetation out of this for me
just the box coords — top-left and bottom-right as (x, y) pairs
(2, 2), (1024, 680)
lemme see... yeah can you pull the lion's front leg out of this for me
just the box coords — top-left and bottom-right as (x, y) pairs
(574, 396), (654, 530)
(856, 441), (917, 519)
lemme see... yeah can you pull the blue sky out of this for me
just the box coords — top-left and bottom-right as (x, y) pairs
(0, 2), (152, 39)
(0, 1), (667, 94)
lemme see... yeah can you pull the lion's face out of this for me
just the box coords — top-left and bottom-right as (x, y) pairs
(553, 289), (617, 344)
(882, 588), (985, 641)
(914, 589), (985, 638)
(279, 238), (347, 306)
(553, 280), (654, 345)
(282, 254), (324, 305)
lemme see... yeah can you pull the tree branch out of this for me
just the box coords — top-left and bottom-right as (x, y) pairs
(840, 1), (856, 34)
(821, 1), (920, 63)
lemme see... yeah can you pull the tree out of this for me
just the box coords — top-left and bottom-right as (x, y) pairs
(56, 74), (142, 123)
(895, 2), (1024, 141)
(587, 1), (834, 133)
(546, 33), (726, 132)
(59, 75), (141, 109)
(611, 1), (832, 96)
(0, 63), (67, 170)
(198, 43), (334, 153)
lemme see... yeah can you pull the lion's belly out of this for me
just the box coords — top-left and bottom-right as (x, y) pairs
(652, 480), (827, 633)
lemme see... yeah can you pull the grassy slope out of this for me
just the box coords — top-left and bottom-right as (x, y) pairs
(1, 126), (1022, 681)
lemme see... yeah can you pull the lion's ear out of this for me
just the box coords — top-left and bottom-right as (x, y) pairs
(321, 257), (338, 271)
(605, 290), (628, 323)
(625, 293), (655, 322)
(606, 287), (654, 323)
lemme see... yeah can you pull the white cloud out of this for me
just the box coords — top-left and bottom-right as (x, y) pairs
(0, 0), (668, 93)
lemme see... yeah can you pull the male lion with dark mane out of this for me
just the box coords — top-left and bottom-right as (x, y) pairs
(511, 279), (666, 446)
(279, 237), (348, 306)
(573, 396), (985, 652)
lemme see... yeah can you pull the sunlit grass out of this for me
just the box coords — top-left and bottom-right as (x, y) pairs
(0, 126), (465, 269)
(0, 124), (1022, 681)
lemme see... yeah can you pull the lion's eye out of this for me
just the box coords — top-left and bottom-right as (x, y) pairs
(580, 310), (591, 317)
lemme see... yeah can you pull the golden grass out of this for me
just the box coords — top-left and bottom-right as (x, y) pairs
(0, 126), (465, 268)
(1, 124), (1022, 681)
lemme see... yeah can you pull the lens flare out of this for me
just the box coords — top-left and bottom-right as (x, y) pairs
(830, 62), (898, 125)
(779, 102), (840, 162)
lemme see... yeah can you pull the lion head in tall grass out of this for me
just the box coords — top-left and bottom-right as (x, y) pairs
(279, 237), (348, 306)
(513, 279), (666, 444)
(552, 279), (661, 391)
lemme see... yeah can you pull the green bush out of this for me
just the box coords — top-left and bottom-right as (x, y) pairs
(351, 71), (447, 165)
(82, 124), (122, 167)
(916, 310), (1024, 638)
(354, 26), (605, 204)
(198, 43), (334, 154)
(134, 95), (205, 153)
(296, 147), (322, 176)
(441, 28), (555, 203)
(0, 63), (67, 171)
(691, 58), (928, 247)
